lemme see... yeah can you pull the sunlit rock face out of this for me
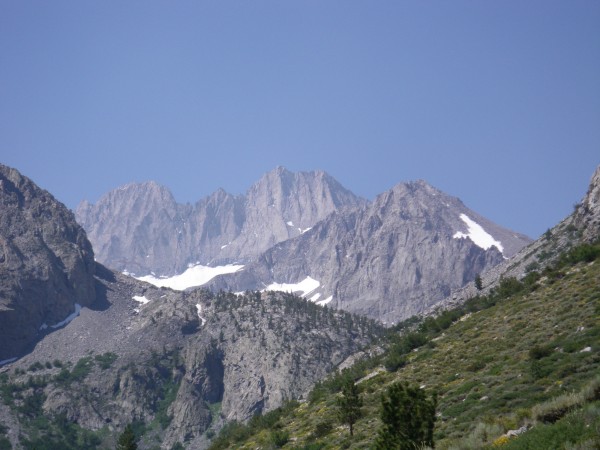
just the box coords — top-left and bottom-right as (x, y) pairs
(0, 164), (96, 360)
(76, 167), (364, 276)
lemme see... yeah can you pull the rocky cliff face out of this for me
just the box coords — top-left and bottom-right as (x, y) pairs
(209, 180), (532, 324)
(76, 167), (364, 275)
(1, 269), (381, 449)
(0, 164), (96, 360)
(76, 182), (245, 276)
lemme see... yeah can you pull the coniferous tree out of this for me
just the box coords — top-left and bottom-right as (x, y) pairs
(474, 274), (483, 291)
(374, 382), (437, 450)
(337, 379), (363, 436)
(116, 424), (137, 450)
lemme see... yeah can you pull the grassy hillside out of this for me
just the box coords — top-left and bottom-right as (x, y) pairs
(209, 243), (600, 449)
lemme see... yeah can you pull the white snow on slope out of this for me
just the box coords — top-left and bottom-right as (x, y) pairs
(453, 214), (504, 253)
(137, 264), (244, 291)
(50, 303), (82, 329)
(196, 304), (207, 326)
(132, 295), (150, 304)
(265, 276), (320, 298)
(264, 277), (335, 305)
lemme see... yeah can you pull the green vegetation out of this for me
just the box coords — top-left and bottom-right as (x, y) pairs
(207, 241), (600, 448)
(337, 379), (363, 437)
(155, 379), (180, 429)
(117, 424), (138, 450)
(54, 356), (95, 386)
(474, 274), (483, 291)
(207, 400), (299, 450)
(94, 352), (118, 370)
(374, 382), (437, 450)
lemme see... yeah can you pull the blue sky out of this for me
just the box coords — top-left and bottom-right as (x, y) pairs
(1, 1), (599, 239)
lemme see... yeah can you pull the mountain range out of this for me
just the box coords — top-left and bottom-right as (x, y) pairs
(76, 167), (532, 324)
(1, 162), (598, 449)
(75, 167), (365, 276)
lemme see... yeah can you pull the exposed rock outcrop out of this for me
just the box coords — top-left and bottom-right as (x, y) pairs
(574, 165), (600, 242)
(0, 164), (96, 360)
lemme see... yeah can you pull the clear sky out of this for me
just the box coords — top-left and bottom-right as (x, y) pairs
(1, 1), (599, 239)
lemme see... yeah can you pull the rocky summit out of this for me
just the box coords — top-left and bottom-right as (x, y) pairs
(0, 164), (96, 361)
(76, 167), (365, 276)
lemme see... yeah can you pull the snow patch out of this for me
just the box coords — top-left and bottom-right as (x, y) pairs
(453, 214), (504, 253)
(196, 304), (207, 326)
(50, 304), (82, 329)
(316, 296), (333, 306)
(286, 221), (294, 227)
(265, 276), (320, 298)
(136, 264), (244, 291)
(132, 295), (150, 304)
(300, 227), (312, 234)
(309, 293), (321, 302)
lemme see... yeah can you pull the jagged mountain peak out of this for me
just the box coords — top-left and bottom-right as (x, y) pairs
(76, 168), (363, 275)
(102, 180), (174, 201)
(376, 180), (463, 213)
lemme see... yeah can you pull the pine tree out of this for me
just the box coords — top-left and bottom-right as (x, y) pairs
(337, 379), (363, 436)
(374, 382), (437, 450)
(116, 424), (137, 450)
(475, 274), (483, 291)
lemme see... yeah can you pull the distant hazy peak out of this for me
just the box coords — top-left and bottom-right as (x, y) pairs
(75, 167), (363, 275)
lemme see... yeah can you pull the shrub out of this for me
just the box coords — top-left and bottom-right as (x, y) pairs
(374, 382), (437, 450)
(311, 420), (333, 439)
(532, 392), (583, 423)
(529, 345), (552, 360)
(0, 436), (11, 450)
(269, 429), (289, 448)
(27, 362), (44, 372)
(94, 352), (118, 370)
(70, 357), (94, 382)
(384, 351), (407, 372)
(492, 435), (509, 446)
